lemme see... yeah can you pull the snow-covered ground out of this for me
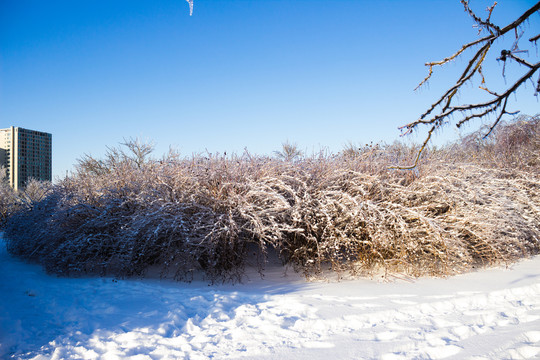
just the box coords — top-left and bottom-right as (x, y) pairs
(1, 236), (540, 360)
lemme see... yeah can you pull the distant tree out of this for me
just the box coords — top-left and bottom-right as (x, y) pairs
(19, 179), (52, 209)
(120, 138), (156, 169)
(400, 1), (540, 168)
(76, 138), (155, 176)
(275, 141), (303, 162)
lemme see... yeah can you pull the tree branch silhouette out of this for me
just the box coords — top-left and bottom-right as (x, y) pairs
(397, 1), (540, 169)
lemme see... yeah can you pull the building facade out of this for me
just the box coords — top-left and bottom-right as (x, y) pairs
(0, 127), (52, 190)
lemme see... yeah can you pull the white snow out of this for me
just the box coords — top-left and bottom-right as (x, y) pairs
(1, 235), (540, 360)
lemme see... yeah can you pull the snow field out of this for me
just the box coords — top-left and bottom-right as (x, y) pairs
(1, 237), (540, 359)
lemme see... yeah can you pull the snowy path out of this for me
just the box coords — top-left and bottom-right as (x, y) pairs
(1, 238), (540, 360)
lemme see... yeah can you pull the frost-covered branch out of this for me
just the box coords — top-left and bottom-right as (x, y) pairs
(399, 1), (540, 168)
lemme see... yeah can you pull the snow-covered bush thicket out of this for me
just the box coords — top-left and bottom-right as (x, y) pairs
(0, 167), (16, 227)
(0, 169), (51, 228)
(4, 116), (540, 282)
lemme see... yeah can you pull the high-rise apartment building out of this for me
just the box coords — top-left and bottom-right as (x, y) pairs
(0, 126), (52, 190)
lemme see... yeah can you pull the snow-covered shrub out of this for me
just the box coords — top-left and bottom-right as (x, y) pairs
(19, 178), (53, 208)
(4, 121), (540, 282)
(0, 167), (17, 227)
(443, 114), (540, 169)
(0, 169), (51, 228)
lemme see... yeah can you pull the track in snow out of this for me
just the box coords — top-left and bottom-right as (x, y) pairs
(1, 238), (540, 359)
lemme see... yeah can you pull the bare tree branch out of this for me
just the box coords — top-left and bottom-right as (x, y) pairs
(398, 1), (540, 168)
(461, 0), (501, 35)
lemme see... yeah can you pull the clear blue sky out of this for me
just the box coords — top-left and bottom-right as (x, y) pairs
(1, 0), (538, 180)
